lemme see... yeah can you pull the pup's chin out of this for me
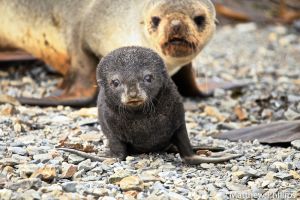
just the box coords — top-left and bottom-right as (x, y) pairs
(161, 38), (197, 58)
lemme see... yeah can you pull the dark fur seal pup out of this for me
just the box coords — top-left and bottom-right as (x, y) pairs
(0, 0), (244, 106)
(96, 46), (240, 164)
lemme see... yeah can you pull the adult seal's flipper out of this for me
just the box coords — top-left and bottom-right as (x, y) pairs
(214, 121), (300, 144)
(16, 85), (98, 107)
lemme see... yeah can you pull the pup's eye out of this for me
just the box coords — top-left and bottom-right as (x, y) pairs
(111, 79), (120, 87)
(151, 16), (161, 28)
(194, 15), (205, 27)
(144, 75), (153, 83)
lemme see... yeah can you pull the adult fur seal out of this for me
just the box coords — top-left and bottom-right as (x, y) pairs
(95, 46), (240, 164)
(0, 0), (222, 106)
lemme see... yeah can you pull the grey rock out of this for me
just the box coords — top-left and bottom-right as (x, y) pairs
(274, 173), (293, 180)
(291, 140), (300, 150)
(5, 178), (42, 191)
(33, 153), (52, 163)
(0, 158), (19, 166)
(62, 182), (78, 193)
(18, 164), (39, 178)
(68, 154), (86, 164)
(226, 182), (248, 191)
(0, 189), (12, 200)
(108, 169), (131, 184)
(78, 159), (96, 171)
(23, 189), (41, 200)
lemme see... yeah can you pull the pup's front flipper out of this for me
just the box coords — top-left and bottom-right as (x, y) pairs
(172, 124), (242, 164)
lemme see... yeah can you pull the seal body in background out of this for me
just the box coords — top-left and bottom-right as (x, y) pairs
(96, 46), (240, 164)
(0, 0), (216, 106)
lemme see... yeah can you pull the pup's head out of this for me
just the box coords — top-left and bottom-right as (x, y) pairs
(97, 46), (168, 110)
(143, 0), (216, 64)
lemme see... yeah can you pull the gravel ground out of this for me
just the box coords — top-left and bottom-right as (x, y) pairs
(0, 23), (300, 200)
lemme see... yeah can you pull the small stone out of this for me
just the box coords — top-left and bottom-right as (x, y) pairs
(23, 189), (41, 200)
(78, 159), (96, 171)
(291, 140), (300, 150)
(61, 163), (77, 179)
(284, 109), (300, 120)
(80, 133), (102, 142)
(62, 182), (78, 193)
(0, 189), (12, 200)
(289, 170), (300, 180)
(0, 158), (19, 166)
(274, 173), (293, 180)
(33, 153), (53, 163)
(88, 188), (109, 197)
(8, 147), (27, 156)
(200, 163), (213, 169)
(18, 164), (39, 178)
(13, 123), (22, 132)
(226, 182), (248, 191)
(5, 178), (42, 191)
(236, 23), (257, 33)
(270, 162), (288, 172)
(119, 176), (144, 192)
(124, 190), (139, 199)
(232, 171), (246, 179)
(0, 104), (16, 116)
(72, 169), (85, 181)
(30, 165), (57, 182)
(68, 154), (86, 164)
(109, 169), (131, 184)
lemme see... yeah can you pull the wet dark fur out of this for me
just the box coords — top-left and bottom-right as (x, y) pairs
(97, 46), (240, 164)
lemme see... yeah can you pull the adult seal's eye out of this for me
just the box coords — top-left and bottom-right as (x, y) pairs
(111, 79), (120, 87)
(144, 74), (153, 83)
(151, 16), (161, 28)
(194, 15), (205, 27)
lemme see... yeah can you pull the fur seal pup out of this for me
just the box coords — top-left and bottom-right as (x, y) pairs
(96, 46), (241, 164)
(0, 0), (234, 106)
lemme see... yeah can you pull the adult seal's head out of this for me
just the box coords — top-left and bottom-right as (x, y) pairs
(97, 46), (168, 110)
(143, 0), (216, 61)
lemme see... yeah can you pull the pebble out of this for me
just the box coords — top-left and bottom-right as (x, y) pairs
(0, 189), (12, 200)
(5, 178), (42, 191)
(120, 176), (144, 192)
(61, 163), (78, 179)
(33, 153), (53, 163)
(109, 169), (131, 184)
(291, 140), (300, 150)
(274, 173), (293, 180)
(226, 182), (248, 191)
(68, 154), (86, 164)
(78, 159), (96, 171)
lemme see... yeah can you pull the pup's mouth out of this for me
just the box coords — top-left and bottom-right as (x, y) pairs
(162, 37), (196, 57)
(125, 99), (145, 106)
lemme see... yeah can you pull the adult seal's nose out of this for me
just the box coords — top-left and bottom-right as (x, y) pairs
(171, 19), (182, 32)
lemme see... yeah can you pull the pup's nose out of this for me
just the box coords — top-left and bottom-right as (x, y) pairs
(129, 91), (137, 98)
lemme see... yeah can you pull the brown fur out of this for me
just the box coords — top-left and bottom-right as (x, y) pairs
(0, 0), (216, 106)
